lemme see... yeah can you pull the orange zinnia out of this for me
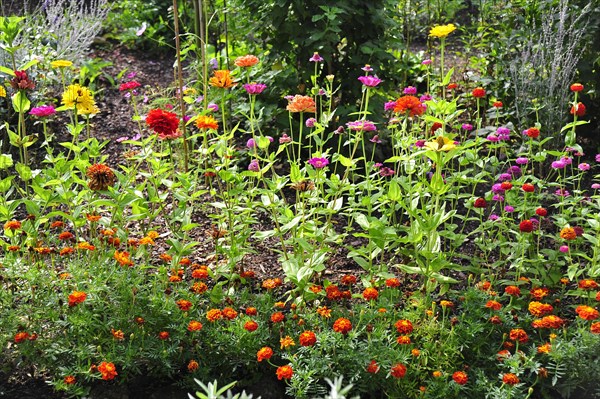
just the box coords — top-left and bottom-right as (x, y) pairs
(234, 55), (259, 68)
(209, 70), (235, 89)
(560, 227), (577, 240)
(286, 95), (316, 113)
(393, 95), (426, 116)
(196, 115), (219, 130)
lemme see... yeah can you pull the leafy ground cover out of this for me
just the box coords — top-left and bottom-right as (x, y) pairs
(1, 2), (600, 399)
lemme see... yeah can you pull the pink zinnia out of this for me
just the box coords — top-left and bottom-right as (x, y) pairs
(243, 83), (267, 95)
(29, 105), (56, 118)
(358, 75), (382, 87)
(119, 81), (141, 91)
(346, 120), (377, 132)
(308, 157), (329, 169)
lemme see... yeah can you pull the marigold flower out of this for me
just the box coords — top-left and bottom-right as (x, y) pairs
(4, 220), (21, 230)
(263, 278), (283, 290)
(68, 291), (87, 307)
(286, 95), (316, 113)
(317, 306), (332, 318)
(86, 164), (116, 191)
(158, 331), (170, 340)
(363, 287), (379, 301)
(340, 274), (357, 285)
(234, 55), (259, 68)
(429, 23), (456, 38)
(271, 311), (285, 323)
(530, 287), (549, 300)
(62, 84), (96, 113)
(257, 346), (273, 362)
(14, 332), (30, 343)
(472, 87), (486, 98)
(366, 360), (380, 374)
(64, 375), (76, 384)
(385, 278), (400, 288)
(528, 301), (553, 317)
(176, 299), (192, 311)
(396, 335), (411, 345)
(243, 320), (258, 332)
(497, 349), (511, 361)
(433, 370), (443, 378)
(452, 371), (468, 385)
(114, 250), (133, 267)
(489, 316), (503, 325)
(209, 70), (235, 89)
(393, 95), (425, 116)
(207, 309), (223, 322)
(560, 227), (577, 240)
(222, 307), (238, 320)
(295, 330), (316, 347)
(485, 300), (502, 311)
(333, 317), (352, 334)
(280, 335), (295, 349)
(191, 268), (209, 279)
(394, 319), (414, 334)
(576, 305), (599, 320)
(190, 282), (208, 294)
(390, 363), (407, 378)
(578, 279), (598, 290)
(196, 115), (219, 130)
(98, 362), (118, 380)
(111, 329), (124, 340)
(187, 320), (203, 332)
(505, 285), (521, 296)
(187, 359), (199, 372)
(276, 365), (293, 380)
(509, 328), (529, 343)
(502, 373), (520, 385)
(8, 245), (20, 251)
(591, 322), (600, 334)
(537, 343), (551, 354)
(246, 307), (258, 316)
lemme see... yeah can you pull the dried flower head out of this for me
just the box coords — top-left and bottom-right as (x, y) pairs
(86, 164), (116, 191)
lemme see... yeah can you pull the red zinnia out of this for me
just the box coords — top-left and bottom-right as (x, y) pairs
(570, 102), (586, 117)
(521, 183), (535, 192)
(472, 87), (486, 98)
(119, 81), (141, 91)
(570, 83), (584, 92)
(146, 109), (179, 136)
(526, 127), (540, 139)
(535, 207), (547, 217)
(473, 197), (487, 208)
(519, 220), (534, 233)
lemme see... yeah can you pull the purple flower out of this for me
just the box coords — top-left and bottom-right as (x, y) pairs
(116, 136), (129, 143)
(346, 120), (377, 132)
(555, 188), (570, 197)
(507, 166), (522, 177)
(592, 183), (600, 189)
(578, 163), (590, 171)
(492, 183), (506, 194)
(420, 94), (432, 102)
(493, 194), (505, 202)
(498, 173), (512, 181)
(29, 105), (56, 118)
(369, 135), (382, 144)
(422, 59), (432, 65)
(487, 134), (499, 142)
(559, 245), (569, 253)
(126, 71), (137, 79)
(305, 118), (317, 128)
(183, 115), (191, 123)
(318, 89), (326, 96)
(243, 83), (267, 95)
(284, 95), (295, 101)
(403, 86), (417, 95)
(209, 58), (218, 70)
(415, 139), (426, 148)
(309, 52), (324, 62)
(488, 214), (500, 221)
(248, 159), (260, 172)
(504, 205), (515, 213)
(361, 65), (373, 72)
(131, 133), (141, 141)
(595, 154), (600, 163)
(266, 136), (274, 143)
(373, 163), (383, 169)
(358, 75), (382, 87)
(279, 134), (292, 144)
(561, 156), (572, 165)
(496, 127), (510, 140)
(379, 167), (395, 177)
(515, 157), (528, 165)
(246, 138), (256, 148)
(308, 157), (329, 169)
(551, 160), (566, 169)
(334, 126), (345, 135)
(207, 103), (219, 112)
(461, 123), (473, 131)
(384, 101), (396, 112)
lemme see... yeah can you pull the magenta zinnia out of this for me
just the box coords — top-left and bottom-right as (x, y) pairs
(29, 105), (56, 118)
(308, 157), (329, 169)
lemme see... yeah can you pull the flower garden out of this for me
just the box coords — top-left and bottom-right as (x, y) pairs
(1, 1), (600, 398)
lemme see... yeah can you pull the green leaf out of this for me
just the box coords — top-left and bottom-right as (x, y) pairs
(19, 58), (39, 71)
(336, 154), (354, 167)
(0, 66), (15, 76)
(0, 153), (13, 170)
(15, 162), (32, 181)
(11, 90), (30, 113)
(388, 180), (401, 201)
(441, 67), (455, 86)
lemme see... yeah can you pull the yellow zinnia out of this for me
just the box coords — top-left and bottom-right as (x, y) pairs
(429, 24), (457, 39)
(425, 136), (457, 152)
(0, 85), (6, 98)
(62, 84), (96, 113)
(51, 60), (73, 68)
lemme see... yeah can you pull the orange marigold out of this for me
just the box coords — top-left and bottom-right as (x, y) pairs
(246, 307), (258, 316)
(452, 371), (468, 385)
(504, 285), (521, 296)
(222, 307), (238, 320)
(299, 330), (317, 346)
(538, 315), (564, 329)
(196, 115), (219, 130)
(280, 335), (295, 349)
(190, 282), (208, 294)
(114, 250), (133, 267)
(206, 309), (223, 322)
(14, 332), (30, 343)
(363, 287), (379, 301)
(234, 55), (259, 68)
(390, 363), (407, 379)
(590, 322), (600, 334)
(58, 231), (74, 240)
(244, 320), (258, 332)
(502, 373), (520, 385)
(509, 328), (529, 343)
(332, 317), (352, 334)
(98, 362), (118, 380)
(270, 311), (285, 323)
(385, 277), (400, 288)
(209, 70), (235, 89)
(579, 279), (599, 290)
(256, 346), (273, 362)
(366, 360), (380, 374)
(393, 95), (426, 116)
(286, 95), (316, 113)
(158, 331), (170, 340)
(64, 375), (76, 384)
(530, 287), (549, 300)
(276, 365), (293, 380)
(187, 320), (203, 332)
(537, 343), (551, 354)
(576, 305), (599, 320)
(528, 301), (554, 317)
(396, 335), (411, 345)
(4, 220), (21, 230)
(187, 359), (199, 372)
(177, 299), (193, 311)
(68, 291), (87, 307)
(317, 306), (332, 318)
(485, 300), (502, 310)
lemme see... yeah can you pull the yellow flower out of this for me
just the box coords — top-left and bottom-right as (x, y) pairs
(424, 136), (457, 152)
(429, 24), (457, 39)
(62, 84), (96, 113)
(51, 60), (73, 68)
(0, 85), (6, 98)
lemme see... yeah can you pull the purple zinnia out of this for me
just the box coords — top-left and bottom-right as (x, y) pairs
(306, 118), (317, 128)
(379, 167), (395, 177)
(308, 157), (329, 169)
(279, 134), (292, 144)
(592, 183), (600, 190)
(578, 163), (590, 171)
(487, 134), (499, 142)
(29, 105), (56, 118)
(207, 103), (219, 112)
(246, 138), (256, 148)
(595, 154), (600, 163)
(243, 83), (267, 95)
(403, 86), (417, 95)
(515, 157), (528, 165)
(369, 135), (382, 144)
(309, 52), (324, 62)
(496, 127), (510, 140)
(559, 245), (569, 253)
(504, 205), (515, 213)
(488, 214), (500, 221)
(415, 139), (426, 148)
(384, 101), (396, 112)
(551, 160), (566, 169)
(422, 59), (432, 65)
(420, 94), (432, 102)
(361, 65), (373, 72)
(248, 159), (260, 172)
(498, 173), (512, 182)
(346, 120), (377, 132)
(461, 123), (473, 131)
(358, 75), (382, 87)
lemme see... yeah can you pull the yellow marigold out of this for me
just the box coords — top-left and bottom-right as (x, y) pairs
(0, 85), (6, 98)
(51, 60), (73, 68)
(139, 236), (155, 245)
(196, 115), (219, 130)
(528, 301), (554, 317)
(537, 343), (551, 354)
(286, 95), (316, 113)
(429, 24), (457, 39)
(114, 250), (133, 267)
(77, 241), (95, 251)
(280, 335), (295, 349)
(147, 231), (159, 239)
(209, 70), (235, 89)
(234, 55), (259, 68)
(62, 84), (97, 114)
(440, 300), (454, 308)
(317, 306), (332, 318)
(560, 227), (577, 240)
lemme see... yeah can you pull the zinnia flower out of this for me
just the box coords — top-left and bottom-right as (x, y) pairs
(429, 24), (457, 38)
(309, 52), (324, 62)
(560, 227), (577, 240)
(10, 70), (35, 91)
(307, 157), (329, 169)
(346, 120), (377, 132)
(424, 136), (456, 152)
(525, 127), (540, 139)
(29, 105), (56, 118)
(286, 95), (316, 113)
(358, 75), (382, 87)
(0, 86), (6, 98)
(62, 84), (96, 113)
(570, 83), (584, 92)
(119, 81), (141, 92)
(51, 60), (73, 68)
(243, 83), (267, 95)
(209, 70), (235, 89)
(196, 115), (219, 130)
(393, 95), (426, 116)
(86, 164), (116, 191)
(472, 87), (486, 98)
(519, 220), (534, 233)
(146, 109), (179, 136)
(234, 55), (259, 68)
(571, 102), (586, 117)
